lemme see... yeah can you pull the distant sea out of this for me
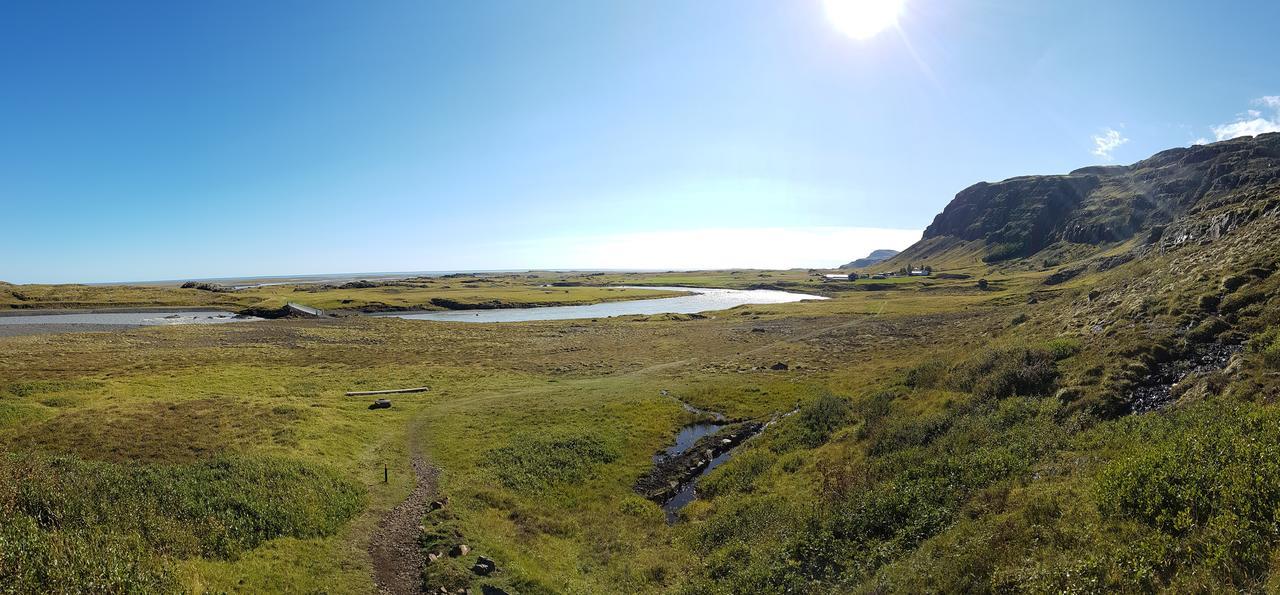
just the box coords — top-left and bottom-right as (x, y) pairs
(97, 269), (667, 289)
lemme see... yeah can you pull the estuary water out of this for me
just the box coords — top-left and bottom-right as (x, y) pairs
(382, 286), (825, 323)
(0, 311), (259, 328)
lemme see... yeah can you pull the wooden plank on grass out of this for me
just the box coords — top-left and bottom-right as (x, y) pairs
(344, 386), (431, 397)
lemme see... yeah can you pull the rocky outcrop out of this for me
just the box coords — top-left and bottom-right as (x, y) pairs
(901, 133), (1280, 265)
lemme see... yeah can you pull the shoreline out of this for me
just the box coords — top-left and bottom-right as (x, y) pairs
(0, 306), (241, 317)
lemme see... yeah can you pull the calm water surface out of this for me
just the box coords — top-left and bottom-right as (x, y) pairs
(384, 286), (825, 323)
(0, 311), (259, 326)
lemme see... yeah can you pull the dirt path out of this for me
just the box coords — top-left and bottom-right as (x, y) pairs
(369, 423), (439, 595)
(364, 317), (863, 591)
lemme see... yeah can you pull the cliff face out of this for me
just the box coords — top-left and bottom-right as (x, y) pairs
(909, 133), (1280, 264)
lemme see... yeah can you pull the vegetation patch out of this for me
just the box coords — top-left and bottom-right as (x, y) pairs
(485, 433), (620, 493)
(8, 398), (307, 463)
(0, 453), (362, 592)
(1097, 402), (1280, 584)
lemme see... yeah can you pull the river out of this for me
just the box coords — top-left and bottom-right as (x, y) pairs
(381, 286), (825, 323)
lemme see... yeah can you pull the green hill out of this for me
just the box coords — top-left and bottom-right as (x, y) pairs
(883, 132), (1280, 272)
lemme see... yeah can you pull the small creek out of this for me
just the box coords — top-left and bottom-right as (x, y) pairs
(638, 393), (793, 524)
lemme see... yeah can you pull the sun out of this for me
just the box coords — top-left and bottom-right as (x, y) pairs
(823, 0), (905, 40)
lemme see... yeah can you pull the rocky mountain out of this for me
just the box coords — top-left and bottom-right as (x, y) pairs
(840, 249), (900, 269)
(891, 133), (1280, 267)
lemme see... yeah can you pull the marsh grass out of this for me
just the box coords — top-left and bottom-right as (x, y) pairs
(0, 453), (362, 592)
(486, 433), (621, 493)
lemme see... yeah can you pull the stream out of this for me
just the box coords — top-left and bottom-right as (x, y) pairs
(638, 393), (794, 524)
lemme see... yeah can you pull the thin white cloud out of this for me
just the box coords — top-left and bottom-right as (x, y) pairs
(1209, 96), (1280, 141)
(1091, 128), (1129, 161)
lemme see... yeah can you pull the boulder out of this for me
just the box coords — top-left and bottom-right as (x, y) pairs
(472, 556), (497, 576)
(450, 544), (471, 557)
(368, 399), (392, 410)
(770, 362), (789, 371)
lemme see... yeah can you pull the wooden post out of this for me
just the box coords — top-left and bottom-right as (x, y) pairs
(384, 463), (388, 484)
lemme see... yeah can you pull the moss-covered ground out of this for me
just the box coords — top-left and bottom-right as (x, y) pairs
(3, 249), (1279, 592)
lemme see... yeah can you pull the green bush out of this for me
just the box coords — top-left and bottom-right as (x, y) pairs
(699, 450), (776, 498)
(0, 513), (177, 594)
(949, 347), (1059, 401)
(790, 395), (852, 449)
(983, 243), (1025, 263)
(904, 360), (948, 389)
(1096, 403), (1280, 582)
(486, 433), (619, 492)
(1186, 317), (1229, 342)
(1251, 328), (1280, 369)
(1043, 338), (1082, 360)
(1198, 293), (1221, 312)
(0, 454), (363, 592)
(1221, 274), (1250, 293)
(1219, 286), (1268, 315)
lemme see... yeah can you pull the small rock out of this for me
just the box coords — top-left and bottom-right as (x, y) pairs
(770, 362), (789, 371)
(427, 552), (442, 563)
(368, 399), (392, 410)
(429, 496), (450, 511)
(450, 544), (471, 557)
(472, 555), (497, 576)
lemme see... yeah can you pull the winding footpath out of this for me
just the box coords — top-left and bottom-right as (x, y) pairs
(369, 426), (439, 595)
(364, 316), (873, 591)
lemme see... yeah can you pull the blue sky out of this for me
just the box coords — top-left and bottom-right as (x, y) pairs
(3, 0), (1278, 283)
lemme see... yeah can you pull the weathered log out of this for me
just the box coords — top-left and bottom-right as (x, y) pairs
(345, 386), (430, 397)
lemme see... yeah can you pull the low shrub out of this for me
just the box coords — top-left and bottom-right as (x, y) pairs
(949, 347), (1059, 401)
(784, 394), (852, 450)
(1220, 286), (1268, 315)
(1198, 293), (1221, 312)
(983, 243), (1025, 263)
(1043, 338), (1081, 360)
(699, 450), (776, 498)
(0, 453), (363, 591)
(1096, 403), (1280, 583)
(1250, 328), (1280, 369)
(1221, 274), (1250, 293)
(1186, 317), (1229, 342)
(904, 360), (948, 389)
(486, 433), (619, 492)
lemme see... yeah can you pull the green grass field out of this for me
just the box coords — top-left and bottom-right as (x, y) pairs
(3, 258), (1279, 592)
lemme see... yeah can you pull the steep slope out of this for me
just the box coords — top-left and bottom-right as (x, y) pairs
(886, 133), (1280, 270)
(682, 135), (1280, 594)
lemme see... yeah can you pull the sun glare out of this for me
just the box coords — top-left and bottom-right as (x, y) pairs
(823, 0), (905, 40)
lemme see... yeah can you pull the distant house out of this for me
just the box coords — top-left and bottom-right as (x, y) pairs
(824, 273), (856, 281)
(909, 269), (930, 276)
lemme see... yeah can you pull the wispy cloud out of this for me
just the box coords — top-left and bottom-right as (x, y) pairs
(1091, 128), (1129, 161)
(1208, 96), (1280, 141)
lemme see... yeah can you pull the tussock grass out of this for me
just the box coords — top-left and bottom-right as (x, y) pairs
(0, 453), (362, 592)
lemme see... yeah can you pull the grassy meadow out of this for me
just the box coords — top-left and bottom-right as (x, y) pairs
(0, 274), (683, 314)
(3, 254), (1280, 592)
